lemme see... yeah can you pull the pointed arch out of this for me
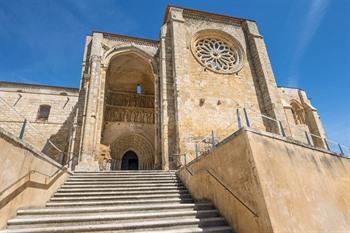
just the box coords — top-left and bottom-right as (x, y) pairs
(110, 133), (154, 170)
(290, 99), (305, 125)
(102, 45), (158, 77)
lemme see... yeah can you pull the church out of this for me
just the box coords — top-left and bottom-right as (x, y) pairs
(0, 6), (349, 233)
(1, 6), (326, 171)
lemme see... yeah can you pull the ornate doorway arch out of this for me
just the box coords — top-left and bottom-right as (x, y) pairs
(110, 134), (154, 170)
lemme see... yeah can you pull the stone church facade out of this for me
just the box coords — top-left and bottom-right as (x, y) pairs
(0, 6), (326, 171)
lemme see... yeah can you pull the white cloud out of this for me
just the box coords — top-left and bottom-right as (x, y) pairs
(288, 0), (331, 86)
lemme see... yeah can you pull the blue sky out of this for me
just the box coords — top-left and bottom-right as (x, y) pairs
(0, 0), (349, 146)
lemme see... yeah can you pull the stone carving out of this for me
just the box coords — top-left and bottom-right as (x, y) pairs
(110, 134), (154, 170)
(105, 91), (155, 124)
(97, 144), (111, 171)
(107, 91), (154, 108)
(105, 107), (155, 124)
(193, 37), (242, 74)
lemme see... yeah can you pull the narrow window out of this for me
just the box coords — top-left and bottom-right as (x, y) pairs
(37, 105), (51, 121)
(136, 84), (142, 94)
(290, 102), (305, 125)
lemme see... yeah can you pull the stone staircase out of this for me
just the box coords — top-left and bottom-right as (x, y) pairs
(1, 170), (233, 232)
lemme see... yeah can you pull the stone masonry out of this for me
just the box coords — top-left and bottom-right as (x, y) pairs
(0, 6), (327, 170)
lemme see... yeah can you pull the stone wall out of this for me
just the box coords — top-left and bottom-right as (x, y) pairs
(0, 128), (70, 229)
(279, 87), (326, 147)
(178, 128), (350, 233)
(165, 7), (267, 163)
(0, 82), (79, 162)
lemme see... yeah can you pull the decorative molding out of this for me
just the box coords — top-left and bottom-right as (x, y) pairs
(184, 13), (242, 26)
(110, 134), (154, 170)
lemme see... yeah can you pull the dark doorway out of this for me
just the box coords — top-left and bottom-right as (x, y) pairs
(121, 151), (139, 170)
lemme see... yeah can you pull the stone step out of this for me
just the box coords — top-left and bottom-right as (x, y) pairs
(50, 193), (192, 202)
(53, 189), (188, 197)
(67, 177), (179, 181)
(120, 226), (232, 233)
(62, 182), (183, 188)
(2, 217), (226, 233)
(8, 209), (220, 227)
(60, 184), (185, 190)
(15, 208), (214, 220)
(1, 171), (232, 233)
(63, 180), (182, 185)
(57, 186), (187, 193)
(17, 202), (214, 216)
(69, 175), (178, 180)
(46, 197), (194, 207)
(73, 171), (176, 176)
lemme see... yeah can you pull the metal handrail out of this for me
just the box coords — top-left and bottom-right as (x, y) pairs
(183, 166), (259, 217)
(173, 153), (187, 168)
(193, 106), (350, 159)
(0, 156), (74, 197)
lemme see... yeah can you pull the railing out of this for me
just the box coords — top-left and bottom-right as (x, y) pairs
(192, 107), (350, 160)
(0, 157), (73, 197)
(183, 166), (259, 217)
(0, 156), (74, 210)
(0, 96), (72, 165)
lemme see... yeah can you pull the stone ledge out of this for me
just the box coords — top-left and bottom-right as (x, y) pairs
(186, 127), (349, 168)
(0, 127), (63, 169)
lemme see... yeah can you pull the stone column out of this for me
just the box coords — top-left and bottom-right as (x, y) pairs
(243, 21), (290, 135)
(94, 67), (107, 149)
(153, 72), (162, 170)
(168, 7), (189, 168)
(76, 54), (102, 171)
(159, 24), (170, 170)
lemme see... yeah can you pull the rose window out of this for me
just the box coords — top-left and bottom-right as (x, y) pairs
(193, 37), (242, 73)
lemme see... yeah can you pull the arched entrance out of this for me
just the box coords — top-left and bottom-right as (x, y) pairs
(100, 50), (159, 170)
(121, 151), (139, 170)
(109, 134), (154, 170)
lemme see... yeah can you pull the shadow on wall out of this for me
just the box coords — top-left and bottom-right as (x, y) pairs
(42, 104), (78, 164)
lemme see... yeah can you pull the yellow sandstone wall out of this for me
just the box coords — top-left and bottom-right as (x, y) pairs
(0, 129), (70, 229)
(248, 130), (350, 232)
(178, 128), (350, 233)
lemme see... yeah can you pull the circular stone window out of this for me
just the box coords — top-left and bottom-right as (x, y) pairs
(191, 31), (244, 74)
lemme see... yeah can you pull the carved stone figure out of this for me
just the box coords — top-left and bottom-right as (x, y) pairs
(98, 143), (112, 171)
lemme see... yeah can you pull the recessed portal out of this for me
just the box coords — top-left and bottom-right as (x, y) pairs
(121, 151), (139, 170)
(101, 52), (157, 170)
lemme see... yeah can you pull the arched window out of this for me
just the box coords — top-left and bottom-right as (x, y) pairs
(136, 84), (142, 94)
(290, 101), (305, 125)
(37, 105), (51, 121)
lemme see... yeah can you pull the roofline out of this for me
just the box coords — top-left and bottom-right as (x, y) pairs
(93, 31), (159, 45)
(0, 81), (79, 91)
(163, 5), (256, 24)
(277, 85), (306, 92)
